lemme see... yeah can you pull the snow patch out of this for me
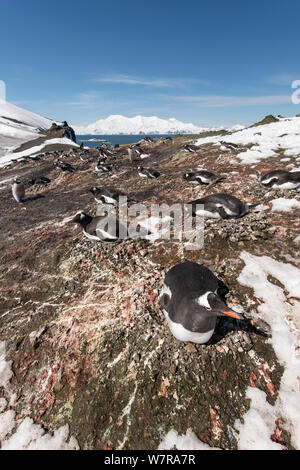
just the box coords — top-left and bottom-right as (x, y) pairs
(194, 116), (300, 165)
(0, 137), (78, 168)
(236, 252), (300, 450)
(2, 418), (79, 450)
(158, 429), (220, 450)
(270, 198), (300, 212)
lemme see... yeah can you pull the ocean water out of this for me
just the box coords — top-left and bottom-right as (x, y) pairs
(77, 134), (173, 148)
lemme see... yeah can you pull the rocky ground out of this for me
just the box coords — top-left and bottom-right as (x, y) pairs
(0, 134), (299, 449)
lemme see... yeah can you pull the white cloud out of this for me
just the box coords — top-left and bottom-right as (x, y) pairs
(91, 74), (209, 88)
(167, 94), (291, 107)
(63, 92), (101, 108)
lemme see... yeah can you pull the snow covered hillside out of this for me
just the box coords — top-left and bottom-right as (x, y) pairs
(0, 101), (52, 156)
(0, 100), (52, 131)
(0, 101), (77, 166)
(194, 115), (300, 165)
(74, 114), (234, 135)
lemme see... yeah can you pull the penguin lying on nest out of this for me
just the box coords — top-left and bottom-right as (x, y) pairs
(55, 161), (76, 173)
(183, 170), (223, 185)
(89, 186), (136, 205)
(137, 166), (160, 179)
(259, 169), (300, 189)
(67, 211), (128, 242)
(95, 162), (113, 173)
(184, 144), (199, 153)
(220, 141), (238, 150)
(187, 193), (257, 219)
(28, 176), (51, 186)
(159, 261), (244, 343)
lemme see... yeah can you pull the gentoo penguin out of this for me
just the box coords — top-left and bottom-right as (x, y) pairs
(28, 155), (41, 161)
(95, 162), (113, 173)
(28, 176), (51, 186)
(137, 166), (160, 179)
(183, 171), (223, 185)
(89, 186), (134, 205)
(220, 141), (238, 150)
(95, 157), (107, 168)
(187, 193), (255, 219)
(127, 146), (139, 162)
(184, 144), (199, 153)
(259, 170), (300, 189)
(18, 157), (31, 164)
(159, 261), (244, 343)
(55, 161), (76, 173)
(12, 179), (25, 203)
(68, 211), (128, 242)
(143, 137), (154, 143)
(99, 147), (113, 158)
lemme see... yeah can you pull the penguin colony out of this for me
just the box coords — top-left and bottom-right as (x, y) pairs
(10, 137), (299, 344)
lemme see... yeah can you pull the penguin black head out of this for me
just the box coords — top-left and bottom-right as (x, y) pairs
(89, 186), (98, 195)
(68, 212), (92, 228)
(183, 173), (193, 181)
(160, 289), (243, 321)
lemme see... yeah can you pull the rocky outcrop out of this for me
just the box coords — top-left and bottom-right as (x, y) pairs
(46, 122), (76, 143)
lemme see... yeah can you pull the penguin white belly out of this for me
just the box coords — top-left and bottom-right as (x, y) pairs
(82, 230), (101, 241)
(102, 195), (117, 204)
(261, 177), (277, 185)
(195, 208), (221, 218)
(138, 172), (148, 178)
(196, 176), (210, 184)
(12, 185), (25, 202)
(164, 310), (215, 344)
(273, 182), (300, 189)
(96, 227), (118, 240)
(95, 197), (103, 204)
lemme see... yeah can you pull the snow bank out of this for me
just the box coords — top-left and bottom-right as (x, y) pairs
(0, 341), (13, 389)
(0, 101), (52, 130)
(2, 418), (79, 450)
(0, 101), (55, 159)
(236, 252), (300, 450)
(270, 198), (300, 212)
(0, 137), (78, 168)
(158, 429), (220, 450)
(194, 116), (300, 164)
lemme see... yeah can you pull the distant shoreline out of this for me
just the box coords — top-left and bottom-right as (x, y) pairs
(76, 134), (174, 148)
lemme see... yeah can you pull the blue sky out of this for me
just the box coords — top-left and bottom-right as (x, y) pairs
(1, 0), (300, 127)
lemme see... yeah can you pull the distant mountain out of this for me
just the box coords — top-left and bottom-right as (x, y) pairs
(73, 114), (219, 135)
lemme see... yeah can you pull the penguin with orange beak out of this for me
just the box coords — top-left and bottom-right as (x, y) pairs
(159, 261), (244, 344)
